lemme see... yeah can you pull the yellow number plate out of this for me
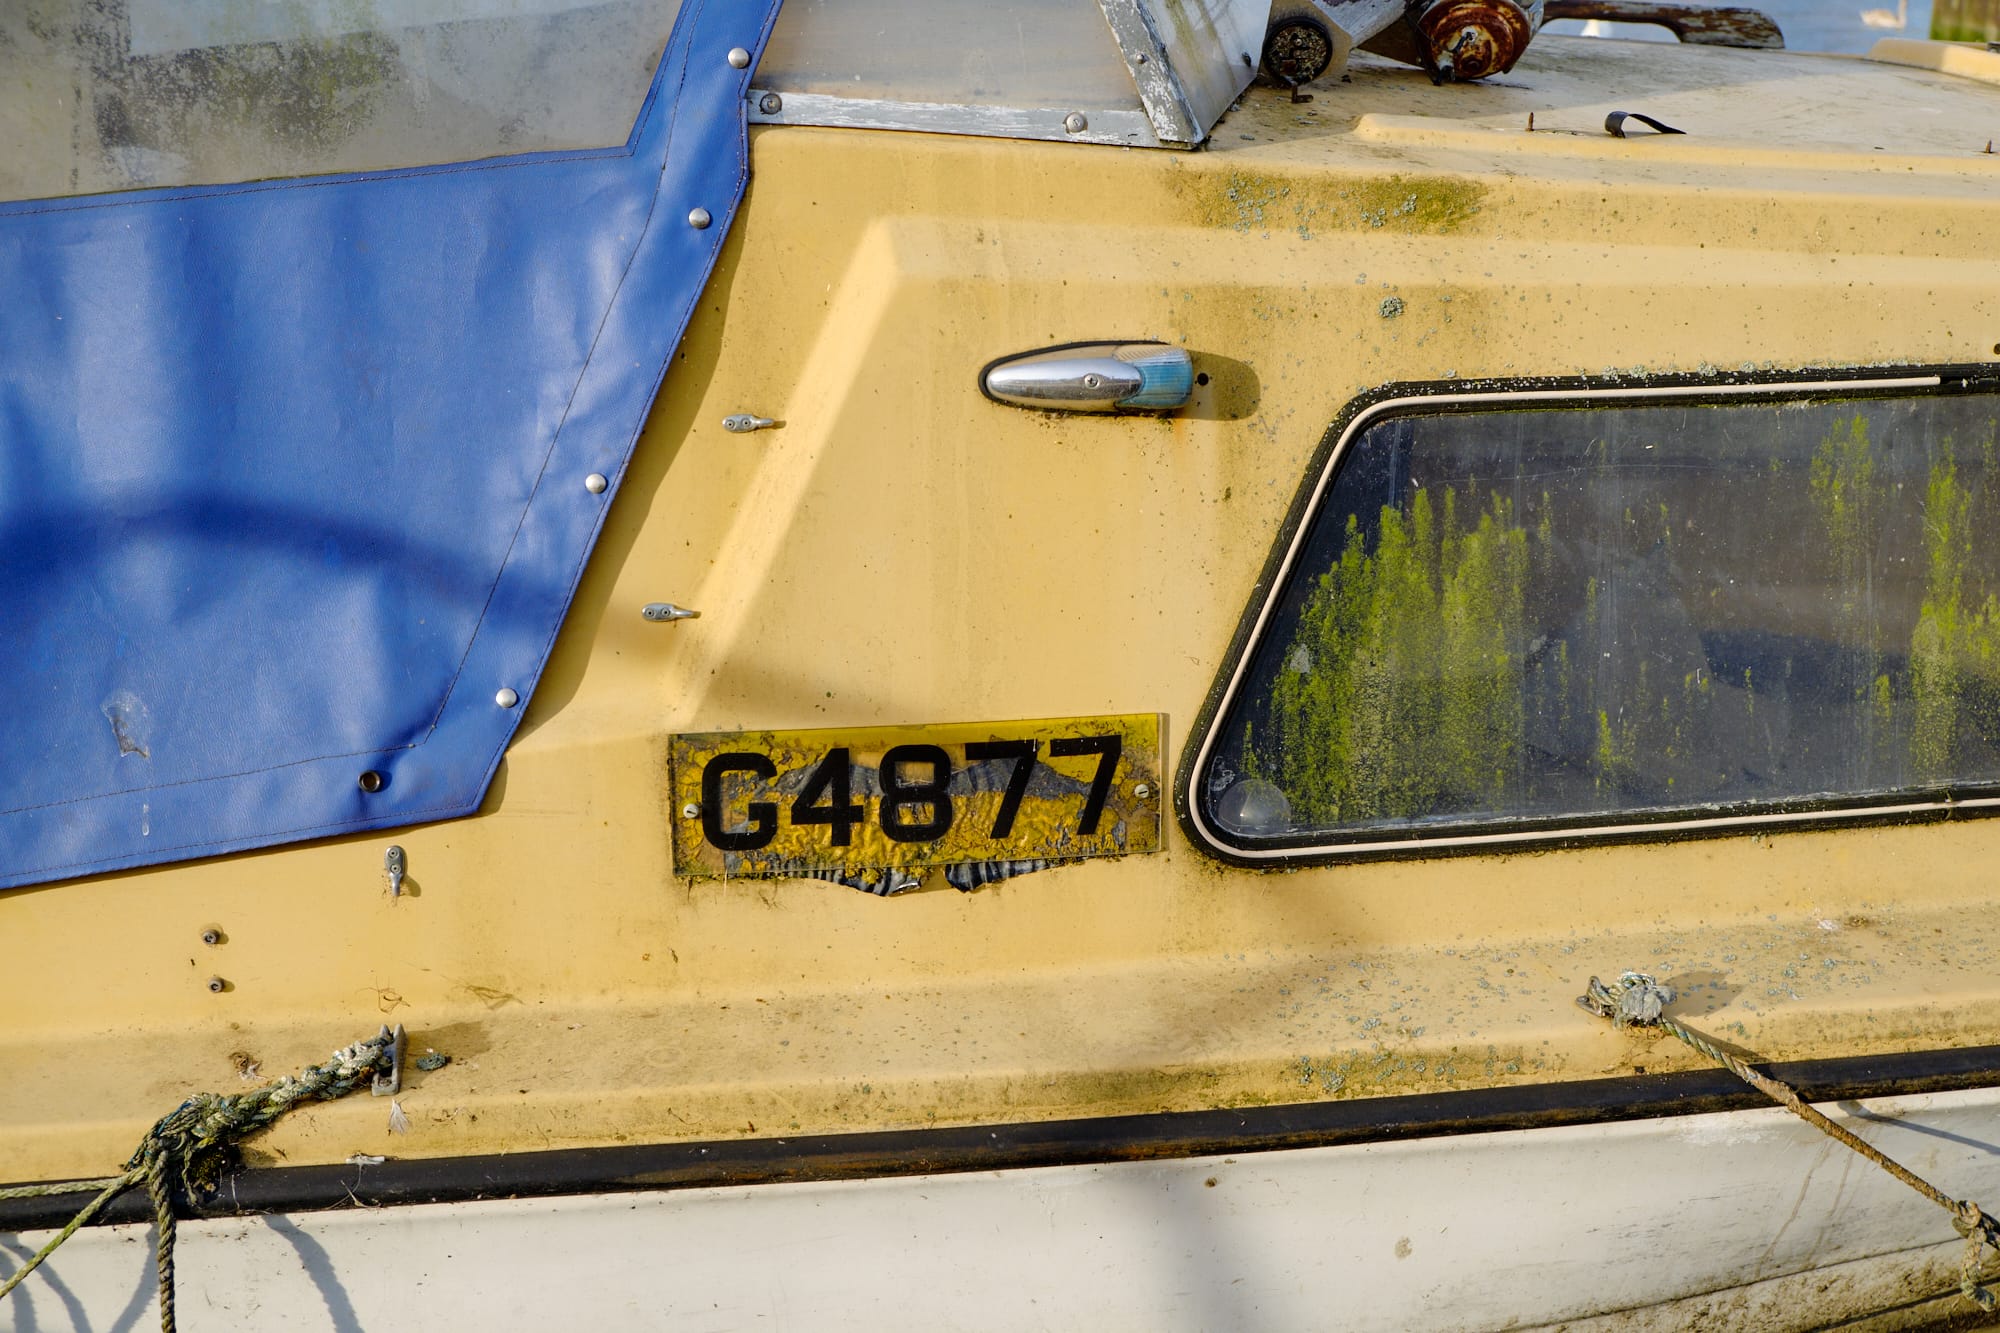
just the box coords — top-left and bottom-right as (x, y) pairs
(669, 715), (1163, 878)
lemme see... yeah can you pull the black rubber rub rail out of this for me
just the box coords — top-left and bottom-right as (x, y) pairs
(6, 1042), (2000, 1234)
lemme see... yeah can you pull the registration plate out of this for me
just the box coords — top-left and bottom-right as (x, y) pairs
(669, 714), (1163, 878)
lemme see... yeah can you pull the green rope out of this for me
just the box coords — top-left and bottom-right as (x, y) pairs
(1580, 971), (2000, 1310)
(0, 1026), (399, 1333)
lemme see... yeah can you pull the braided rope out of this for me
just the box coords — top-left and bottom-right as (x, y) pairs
(1581, 971), (2000, 1310)
(0, 1027), (398, 1332)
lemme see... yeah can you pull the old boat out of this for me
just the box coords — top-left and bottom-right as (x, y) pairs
(5, 0), (2000, 1328)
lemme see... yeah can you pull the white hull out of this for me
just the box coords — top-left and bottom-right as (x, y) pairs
(8, 1087), (2000, 1331)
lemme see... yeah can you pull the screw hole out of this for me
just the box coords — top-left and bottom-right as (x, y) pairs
(358, 770), (386, 793)
(1992, 343), (1999, 357)
(1196, 372), (1211, 386)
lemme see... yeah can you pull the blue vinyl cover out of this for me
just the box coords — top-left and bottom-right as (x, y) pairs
(0, 0), (782, 889)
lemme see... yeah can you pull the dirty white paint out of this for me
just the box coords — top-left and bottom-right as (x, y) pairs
(7, 1087), (2000, 1331)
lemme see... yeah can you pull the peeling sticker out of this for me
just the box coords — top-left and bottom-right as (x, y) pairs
(669, 715), (1164, 884)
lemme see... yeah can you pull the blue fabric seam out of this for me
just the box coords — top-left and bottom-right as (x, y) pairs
(421, 1), (705, 738)
(469, 31), (758, 805)
(16, 798), (485, 876)
(0, 744), (418, 818)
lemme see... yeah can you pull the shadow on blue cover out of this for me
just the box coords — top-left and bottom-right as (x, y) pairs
(0, 0), (782, 889)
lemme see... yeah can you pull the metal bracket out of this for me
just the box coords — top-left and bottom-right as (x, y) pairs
(747, 91), (1162, 148)
(371, 1023), (407, 1097)
(642, 603), (701, 623)
(1097, 0), (1207, 145)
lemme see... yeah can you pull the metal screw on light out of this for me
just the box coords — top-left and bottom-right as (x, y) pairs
(1063, 112), (1088, 134)
(682, 803), (701, 819)
(759, 92), (782, 115)
(200, 927), (222, 947)
(206, 976), (227, 994)
(1133, 783), (1154, 799)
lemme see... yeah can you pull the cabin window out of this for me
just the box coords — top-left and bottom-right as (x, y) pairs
(0, 0), (681, 203)
(1186, 372), (2000, 861)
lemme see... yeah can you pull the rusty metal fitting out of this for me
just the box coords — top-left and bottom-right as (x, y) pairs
(1419, 0), (1535, 80)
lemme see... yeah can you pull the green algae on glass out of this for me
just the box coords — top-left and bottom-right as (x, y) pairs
(1261, 488), (1527, 823)
(1811, 413), (1895, 778)
(1909, 456), (2000, 774)
(1811, 414), (1882, 585)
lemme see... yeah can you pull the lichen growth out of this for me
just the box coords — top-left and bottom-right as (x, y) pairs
(1169, 168), (1487, 237)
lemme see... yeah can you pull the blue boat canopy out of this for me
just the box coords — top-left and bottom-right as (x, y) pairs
(0, 0), (779, 888)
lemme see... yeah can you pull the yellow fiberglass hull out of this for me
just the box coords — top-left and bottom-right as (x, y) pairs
(6, 32), (2000, 1330)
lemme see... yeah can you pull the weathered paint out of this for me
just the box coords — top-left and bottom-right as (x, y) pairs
(1168, 167), (1488, 237)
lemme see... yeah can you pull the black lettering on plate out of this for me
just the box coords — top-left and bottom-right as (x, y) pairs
(880, 743), (954, 842)
(965, 739), (1038, 839)
(792, 747), (867, 847)
(1048, 734), (1121, 836)
(701, 752), (778, 851)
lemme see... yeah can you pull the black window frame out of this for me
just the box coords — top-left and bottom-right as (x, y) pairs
(1176, 362), (2000, 867)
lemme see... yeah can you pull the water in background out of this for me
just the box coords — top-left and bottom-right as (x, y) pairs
(1545, 0), (1938, 54)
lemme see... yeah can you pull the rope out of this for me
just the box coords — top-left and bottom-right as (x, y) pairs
(1580, 971), (2000, 1310)
(0, 1026), (399, 1332)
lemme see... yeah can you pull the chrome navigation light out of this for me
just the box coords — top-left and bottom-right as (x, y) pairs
(979, 341), (1195, 413)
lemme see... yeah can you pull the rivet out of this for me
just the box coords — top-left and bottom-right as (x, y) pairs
(687, 207), (712, 230)
(495, 687), (520, 709)
(585, 473), (608, 494)
(1063, 112), (1088, 134)
(759, 92), (782, 115)
(206, 976), (227, 994)
(200, 927), (222, 947)
(682, 802), (700, 819)
(1133, 782), (1154, 799)
(358, 770), (386, 793)
(727, 46), (751, 69)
